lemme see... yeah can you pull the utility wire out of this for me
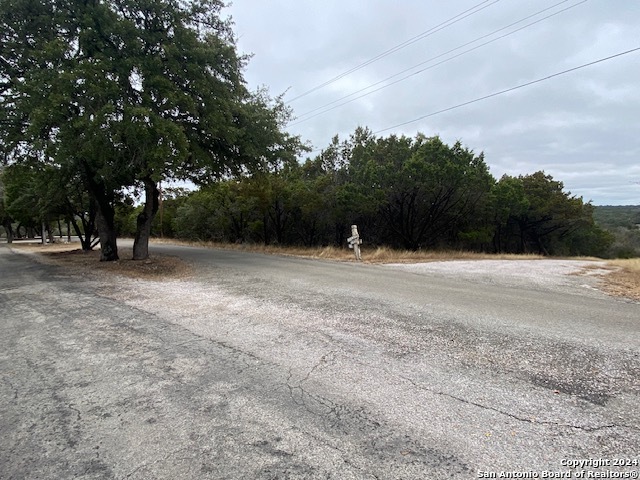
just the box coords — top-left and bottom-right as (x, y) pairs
(373, 46), (640, 135)
(300, 46), (639, 155)
(285, 0), (499, 103)
(290, 0), (586, 126)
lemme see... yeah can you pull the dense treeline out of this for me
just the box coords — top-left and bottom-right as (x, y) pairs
(113, 129), (614, 257)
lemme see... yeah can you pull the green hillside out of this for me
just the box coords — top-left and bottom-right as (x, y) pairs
(594, 205), (640, 258)
(593, 205), (640, 230)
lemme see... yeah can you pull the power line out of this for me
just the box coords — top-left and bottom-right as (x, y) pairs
(373, 46), (640, 135)
(290, 0), (586, 126)
(293, 0), (582, 121)
(285, 0), (499, 104)
(300, 46), (639, 156)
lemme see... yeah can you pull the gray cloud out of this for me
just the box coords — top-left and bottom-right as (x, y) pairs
(228, 0), (640, 205)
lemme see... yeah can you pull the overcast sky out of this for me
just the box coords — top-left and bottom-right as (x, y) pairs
(225, 0), (639, 205)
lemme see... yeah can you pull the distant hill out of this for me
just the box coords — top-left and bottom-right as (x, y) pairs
(593, 205), (640, 230)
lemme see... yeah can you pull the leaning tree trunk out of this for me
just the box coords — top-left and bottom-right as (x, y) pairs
(70, 218), (91, 251)
(132, 177), (160, 261)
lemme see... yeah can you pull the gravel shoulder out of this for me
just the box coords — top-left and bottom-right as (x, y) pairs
(384, 259), (614, 295)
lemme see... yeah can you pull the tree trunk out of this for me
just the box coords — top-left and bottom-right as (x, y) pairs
(46, 223), (54, 244)
(95, 207), (119, 261)
(133, 177), (160, 261)
(81, 160), (118, 261)
(262, 213), (270, 245)
(70, 218), (91, 250)
(2, 222), (14, 244)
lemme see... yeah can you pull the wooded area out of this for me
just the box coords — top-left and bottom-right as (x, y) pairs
(1, 1), (636, 260)
(592, 206), (640, 258)
(0, 0), (302, 260)
(112, 129), (630, 258)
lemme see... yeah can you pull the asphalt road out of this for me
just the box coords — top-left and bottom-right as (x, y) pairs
(1, 243), (638, 479)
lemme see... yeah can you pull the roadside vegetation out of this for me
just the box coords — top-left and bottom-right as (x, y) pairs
(0, 0), (304, 261)
(2, 134), (638, 261)
(593, 205), (640, 258)
(0, 1), (636, 266)
(602, 258), (640, 300)
(112, 130), (617, 258)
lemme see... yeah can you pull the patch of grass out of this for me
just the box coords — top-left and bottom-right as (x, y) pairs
(362, 246), (546, 263)
(608, 258), (640, 271)
(150, 238), (547, 263)
(602, 258), (640, 301)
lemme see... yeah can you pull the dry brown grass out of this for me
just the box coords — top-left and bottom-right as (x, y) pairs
(599, 258), (640, 301)
(361, 246), (548, 263)
(150, 238), (548, 263)
(9, 242), (192, 280)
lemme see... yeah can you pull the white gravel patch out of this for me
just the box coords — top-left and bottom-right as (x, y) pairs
(384, 259), (612, 293)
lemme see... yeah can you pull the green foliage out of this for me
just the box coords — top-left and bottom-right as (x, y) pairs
(607, 227), (640, 258)
(342, 132), (494, 249)
(1, 162), (72, 236)
(1, 0), (303, 260)
(2, 163), (43, 227)
(593, 205), (640, 230)
(152, 194), (188, 239)
(167, 130), (611, 257)
(0, 168), (14, 240)
(173, 187), (228, 242)
(0, 160), (100, 248)
(114, 202), (138, 238)
(490, 172), (612, 256)
(593, 206), (640, 258)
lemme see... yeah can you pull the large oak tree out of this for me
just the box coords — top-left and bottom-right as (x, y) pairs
(1, 0), (301, 260)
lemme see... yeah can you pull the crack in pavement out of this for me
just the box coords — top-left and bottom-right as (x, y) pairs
(299, 350), (336, 385)
(4, 246), (637, 478)
(68, 403), (82, 422)
(284, 351), (339, 416)
(398, 373), (639, 433)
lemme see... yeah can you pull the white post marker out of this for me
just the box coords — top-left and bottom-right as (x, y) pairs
(347, 224), (363, 261)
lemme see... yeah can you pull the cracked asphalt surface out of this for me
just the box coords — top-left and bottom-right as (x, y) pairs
(1, 243), (639, 479)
